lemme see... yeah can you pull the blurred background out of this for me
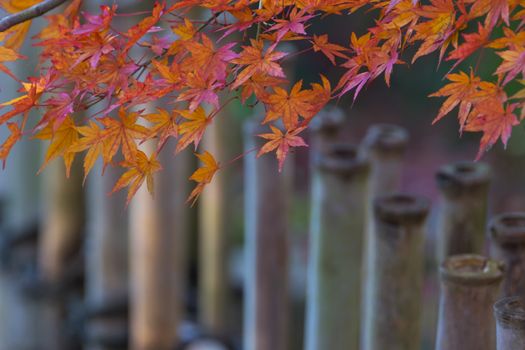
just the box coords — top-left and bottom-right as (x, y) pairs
(0, 1), (523, 350)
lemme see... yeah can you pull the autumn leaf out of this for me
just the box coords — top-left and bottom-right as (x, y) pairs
(0, 122), (21, 167)
(34, 115), (78, 177)
(311, 34), (348, 64)
(187, 151), (219, 205)
(257, 125), (307, 171)
(68, 121), (106, 180)
(143, 108), (179, 152)
(264, 81), (316, 129)
(464, 100), (519, 159)
(231, 39), (287, 90)
(176, 106), (211, 153)
(111, 150), (162, 205)
(98, 108), (150, 163)
(447, 23), (491, 67)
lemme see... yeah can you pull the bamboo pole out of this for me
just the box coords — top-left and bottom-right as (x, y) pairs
(363, 193), (428, 350)
(490, 213), (525, 297)
(39, 159), (85, 350)
(304, 143), (369, 350)
(243, 121), (289, 350)
(494, 296), (525, 350)
(360, 124), (408, 347)
(84, 163), (129, 350)
(198, 119), (228, 334)
(435, 254), (504, 350)
(309, 106), (345, 156)
(130, 141), (187, 350)
(435, 162), (491, 263)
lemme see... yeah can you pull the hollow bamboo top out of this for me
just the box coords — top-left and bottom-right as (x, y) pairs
(494, 296), (525, 329)
(361, 123), (409, 155)
(440, 254), (504, 286)
(373, 193), (429, 225)
(316, 143), (369, 177)
(310, 106), (345, 137)
(436, 161), (491, 196)
(490, 212), (525, 245)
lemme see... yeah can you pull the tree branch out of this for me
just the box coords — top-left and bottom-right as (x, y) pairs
(0, 0), (69, 32)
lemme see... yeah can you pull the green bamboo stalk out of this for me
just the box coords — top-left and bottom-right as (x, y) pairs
(494, 296), (525, 350)
(435, 162), (491, 263)
(304, 143), (369, 350)
(243, 121), (290, 350)
(436, 254), (504, 350)
(363, 193), (428, 350)
(490, 213), (525, 297)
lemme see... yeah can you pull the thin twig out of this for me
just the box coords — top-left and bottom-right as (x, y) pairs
(0, 0), (69, 32)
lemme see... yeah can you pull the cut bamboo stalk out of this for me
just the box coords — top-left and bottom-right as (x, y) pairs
(435, 162), (491, 263)
(243, 121), (289, 350)
(435, 254), (504, 350)
(304, 143), (369, 350)
(130, 140), (184, 350)
(39, 159), (85, 350)
(363, 193), (429, 350)
(198, 119), (228, 334)
(360, 124), (408, 348)
(309, 106), (345, 155)
(84, 163), (129, 350)
(494, 296), (525, 350)
(490, 213), (525, 297)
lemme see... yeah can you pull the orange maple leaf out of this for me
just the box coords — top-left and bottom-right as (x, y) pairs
(263, 81), (316, 129)
(257, 125), (307, 171)
(111, 150), (162, 205)
(176, 106), (211, 153)
(34, 115), (78, 177)
(187, 151), (219, 205)
(464, 100), (519, 159)
(311, 34), (348, 64)
(68, 120), (106, 180)
(98, 108), (150, 163)
(0, 122), (21, 167)
(143, 108), (179, 152)
(231, 39), (287, 90)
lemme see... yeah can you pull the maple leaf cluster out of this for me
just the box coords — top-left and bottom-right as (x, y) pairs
(0, 0), (523, 203)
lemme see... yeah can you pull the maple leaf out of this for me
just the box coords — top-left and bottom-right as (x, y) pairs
(0, 122), (21, 167)
(121, 2), (164, 55)
(34, 115), (79, 177)
(176, 106), (211, 153)
(263, 81), (316, 129)
(495, 48), (525, 86)
(257, 125), (307, 172)
(311, 34), (348, 65)
(464, 100), (519, 159)
(231, 39), (287, 90)
(143, 108), (179, 152)
(187, 151), (219, 205)
(177, 72), (221, 111)
(111, 150), (162, 205)
(98, 108), (149, 163)
(429, 71), (498, 130)
(447, 23), (491, 67)
(68, 121), (106, 180)
(239, 72), (286, 103)
(268, 7), (313, 41)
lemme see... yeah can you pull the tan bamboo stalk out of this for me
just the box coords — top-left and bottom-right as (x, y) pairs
(130, 140), (184, 350)
(243, 121), (289, 350)
(360, 124), (408, 347)
(435, 254), (504, 350)
(198, 119), (228, 334)
(39, 159), (85, 350)
(309, 106), (345, 155)
(490, 213), (525, 297)
(84, 163), (129, 350)
(494, 296), (525, 350)
(363, 193), (429, 350)
(435, 161), (491, 263)
(304, 143), (369, 350)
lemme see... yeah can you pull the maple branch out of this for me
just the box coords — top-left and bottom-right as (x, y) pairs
(0, 0), (69, 32)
